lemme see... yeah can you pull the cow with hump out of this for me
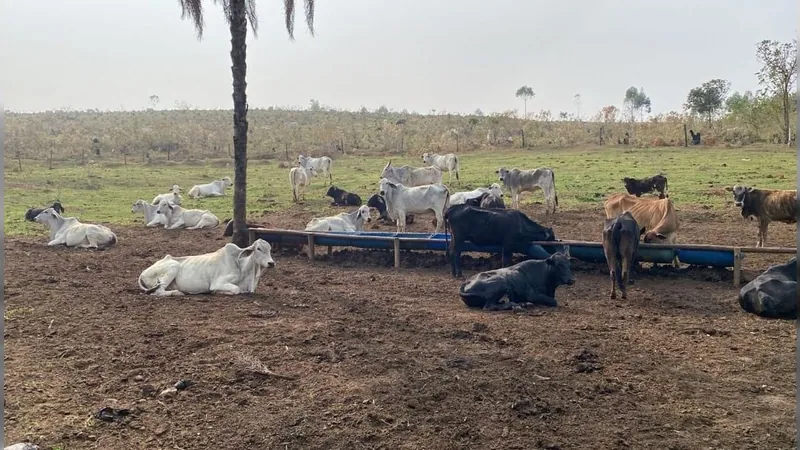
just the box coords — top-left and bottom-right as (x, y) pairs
(496, 167), (559, 213)
(444, 203), (556, 278)
(380, 160), (443, 187)
(138, 239), (276, 296)
(603, 193), (680, 267)
(730, 184), (797, 248)
(459, 251), (575, 311)
(378, 178), (449, 233)
(602, 211), (640, 299)
(34, 207), (117, 250)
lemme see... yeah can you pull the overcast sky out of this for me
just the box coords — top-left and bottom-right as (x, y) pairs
(1, 0), (796, 116)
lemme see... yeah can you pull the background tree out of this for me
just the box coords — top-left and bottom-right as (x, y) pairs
(623, 86), (652, 122)
(515, 86), (534, 119)
(148, 95), (160, 110)
(755, 39), (797, 144)
(601, 105), (618, 123)
(573, 93), (582, 121)
(684, 78), (730, 125)
(178, 0), (316, 248)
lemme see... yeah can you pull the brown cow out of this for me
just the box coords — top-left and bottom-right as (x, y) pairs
(603, 194), (680, 267)
(602, 211), (640, 299)
(731, 185), (797, 248)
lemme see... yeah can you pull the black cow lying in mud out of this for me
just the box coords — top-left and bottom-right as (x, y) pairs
(602, 211), (640, 299)
(738, 257), (797, 320)
(367, 194), (415, 225)
(465, 192), (505, 209)
(326, 186), (362, 207)
(444, 204), (557, 278)
(622, 174), (669, 199)
(459, 252), (575, 310)
(25, 201), (65, 222)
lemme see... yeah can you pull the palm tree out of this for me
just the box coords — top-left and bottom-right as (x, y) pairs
(178, 0), (316, 247)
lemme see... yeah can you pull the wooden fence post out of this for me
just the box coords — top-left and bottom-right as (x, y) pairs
(393, 238), (400, 269)
(733, 248), (743, 288)
(683, 124), (689, 147)
(307, 234), (315, 260)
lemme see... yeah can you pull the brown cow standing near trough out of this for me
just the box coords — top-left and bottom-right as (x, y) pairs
(603, 194), (680, 267)
(602, 211), (640, 299)
(622, 174), (669, 199)
(731, 185), (797, 248)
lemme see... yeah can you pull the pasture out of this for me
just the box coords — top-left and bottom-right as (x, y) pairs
(4, 144), (797, 449)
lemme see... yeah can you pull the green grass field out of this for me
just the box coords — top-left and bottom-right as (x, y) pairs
(4, 144), (795, 236)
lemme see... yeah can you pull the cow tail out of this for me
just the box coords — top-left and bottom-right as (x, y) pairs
(444, 192), (451, 260)
(664, 177), (669, 198)
(137, 271), (159, 294)
(552, 169), (559, 206)
(611, 221), (624, 288)
(454, 156), (460, 180)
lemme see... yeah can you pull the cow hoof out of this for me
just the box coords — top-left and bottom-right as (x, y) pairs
(609, 293), (616, 300)
(621, 293), (627, 300)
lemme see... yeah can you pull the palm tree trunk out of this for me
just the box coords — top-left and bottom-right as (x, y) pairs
(229, 0), (249, 248)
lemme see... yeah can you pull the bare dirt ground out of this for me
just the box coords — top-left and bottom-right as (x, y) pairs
(4, 203), (797, 450)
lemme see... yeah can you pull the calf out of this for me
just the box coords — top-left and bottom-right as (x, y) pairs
(298, 154), (333, 184)
(497, 167), (559, 213)
(306, 205), (372, 232)
(603, 194), (680, 267)
(34, 208), (117, 249)
(465, 191), (505, 209)
(622, 174), (668, 199)
(188, 177), (232, 199)
(153, 185), (183, 205)
(380, 160), (443, 187)
(367, 194), (415, 225)
(132, 199), (166, 227)
(459, 252), (575, 310)
(25, 201), (65, 222)
(326, 186), (363, 206)
(289, 165), (316, 203)
(379, 179), (450, 233)
(602, 211), (640, 299)
(444, 204), (557, 278)
(450, 183), (504, 205)
(731, 185), (797, 247)
(153, 200), (220, 230)
(422, 152), (461, 182)
(138, 239), (275, 296)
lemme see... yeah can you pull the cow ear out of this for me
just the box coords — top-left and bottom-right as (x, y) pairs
(388, 182), (396, 189)
(546, 257), (556, 265)
(168, 203), (174, 211)
(655, 233), (666, 239)
(745, 187), (754, 192)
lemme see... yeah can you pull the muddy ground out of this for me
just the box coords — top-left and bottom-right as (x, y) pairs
(4, 203), (797, 449)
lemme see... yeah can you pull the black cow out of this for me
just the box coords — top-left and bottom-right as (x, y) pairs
(444, 204), (557, 278)
(25, 201), (65, 222)
(602, 211), (640, 299)
(738, 257), (797, 320)
(622, 174), (669, 199)
(326, 186), (362, 207)
(465, 192), (505, 209)
(459, 252), (575, 310)
(366, 194), (414, 225)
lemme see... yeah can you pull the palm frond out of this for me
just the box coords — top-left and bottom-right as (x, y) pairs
(178, 0), (205, 39)
(284, 0), (315, 40)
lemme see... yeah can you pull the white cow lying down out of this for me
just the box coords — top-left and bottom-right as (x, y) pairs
(34, 208), (117, 249)
(305, 205), (372, 232)
(132, 199), (166, 227)
(187, 176), (232, 199)
(450, 183), (504, 205)
(153, 185), (182, 205)
(152, 200), (220, 230)
(138, 239), (276, 296)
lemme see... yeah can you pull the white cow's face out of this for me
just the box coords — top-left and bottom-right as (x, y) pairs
(379, 179), (396, 197)
(132, 200), (145, 213)
(171, 185), (181, 193)
(34, 207), (58, 224)
(221, 176), (233, 188)
(357, 205), (372, 223)
(488, 183), (504, 198)
(496, 167), (510, 182)
(243, 239), (275, 268)
(421, 153), (430, 164)
(155, 200), (174, 215)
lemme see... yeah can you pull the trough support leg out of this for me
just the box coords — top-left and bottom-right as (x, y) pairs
(733, 248), (742, 288)
(307, 234), (315, 260)
(394, 238), (400, 269)
(327, 245), (333, 257)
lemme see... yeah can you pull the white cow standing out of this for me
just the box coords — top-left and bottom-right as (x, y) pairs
(132, 199), (167, 227)
(379, 160), (443, 187)
(289, 164), (316, 203)
(449, 183), (504, 205)
(298, 154), (333, 185)
(34, 208), (117, 249)
(496, 167), (559, 213)
(422, 152), (461, 182)
(152, 200), (221, 230)
(378, 178), (450, 233)
(138, 239), (276, 296)
(152, 185), (183, 205)
(187, 177), (232, 199)
(305, 205), (372, 232)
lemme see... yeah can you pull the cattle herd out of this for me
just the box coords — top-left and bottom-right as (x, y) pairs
(22, 151), (798, 310)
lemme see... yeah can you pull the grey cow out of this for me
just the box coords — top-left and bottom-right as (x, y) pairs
(380, 160), (443, 187)
(496, 167), (559, 213)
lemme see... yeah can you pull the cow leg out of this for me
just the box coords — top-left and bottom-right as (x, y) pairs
(451, 241), (464, 278)
(603, 245), (617, 299)
(210, 276), (242, 295)
(501, 248), (512, 268)
(167, 219), (184, 230)
(150, 263), (184, 296)
(433, 210), (443, 234)
(757, 219), (769, 248)
(520, 292), (558, 307)
(47, 237), (66, 247)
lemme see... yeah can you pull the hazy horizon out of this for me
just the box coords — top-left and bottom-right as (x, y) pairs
(1, 1), (796, 116)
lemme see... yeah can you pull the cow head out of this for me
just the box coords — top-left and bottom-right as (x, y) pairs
(488, 183), (504, 198)
(367, 194), (387, 217)
(34, 207), (61, 225)
(421, 152), (431, 164)
(221, 176), (233, 188)
(52, 201), (65, 214)
(622, 177), (638, 193)
(732, 184), (753, 207)
(171, 184), (181, 193)
(297, 154), (306, 165)
(356, 205), (372, 223)
(378, 179), (397, 197)
(155, 200), (175, 216)
(326, 185), (342, 199)
(379, 160), (393, 180)
(546, 253), (576, 286)
(496, 167), (510, 182)
(239, 238), (276, 269)
(642, 231), (668, 243)
(131, 199), (146, 213)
